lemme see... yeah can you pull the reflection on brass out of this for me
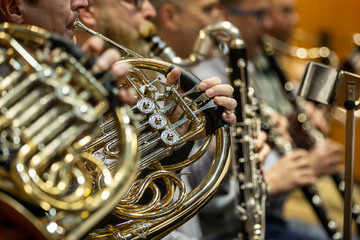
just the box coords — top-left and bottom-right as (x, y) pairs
(0, 23), (138, 240)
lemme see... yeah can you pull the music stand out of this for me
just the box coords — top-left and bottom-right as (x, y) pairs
(298, 62), (360, 240)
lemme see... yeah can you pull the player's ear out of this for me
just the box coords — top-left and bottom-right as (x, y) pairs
(0, 0), (24, 23)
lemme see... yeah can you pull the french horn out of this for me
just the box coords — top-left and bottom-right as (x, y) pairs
(0, 23), (138, 240)
(73, 19), (232, 239)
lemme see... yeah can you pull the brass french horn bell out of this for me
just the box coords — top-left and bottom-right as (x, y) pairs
(73, 19), (232, 239)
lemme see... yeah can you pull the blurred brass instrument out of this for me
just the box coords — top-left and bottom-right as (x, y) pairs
(148, 21), (266, 240)
(0, 23), (138, 239)
(263, 34), (339, 68)
(73, 19), (232, 239)
(147, 21), (241, 68)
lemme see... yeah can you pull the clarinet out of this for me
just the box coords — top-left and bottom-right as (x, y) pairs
(270, 38), (360, 231)
(263, 44), (346, 239)
(332, 173), (360, 232)
(228, 38), (266, 240)
(147, 22), (267, 240)
(258, 103), (343, 240)
(290, 96), (360, 234)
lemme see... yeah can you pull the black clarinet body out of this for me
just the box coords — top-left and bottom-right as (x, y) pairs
(228, 41), (266, 240)
(146, 21), (267, 240)
(257, 103), (343, 240)
(295, 96), (360, 234)
(262, 44), (345, 239)
(332, 173), (360, 232)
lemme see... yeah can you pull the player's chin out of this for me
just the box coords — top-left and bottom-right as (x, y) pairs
(64, 28), (75, 42)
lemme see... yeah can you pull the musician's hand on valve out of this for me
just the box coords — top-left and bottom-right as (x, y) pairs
(265, 149), (317, 196)
(81, 35), (136, 105)
(199, 78), (237, 125)
(166, 68), (237, 125)
(308, 138), (344, 177)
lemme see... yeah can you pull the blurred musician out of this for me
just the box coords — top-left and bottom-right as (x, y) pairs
(224, 0), (343, 239)
(152, 0), (272, 239)
(153, 0), (343, 239)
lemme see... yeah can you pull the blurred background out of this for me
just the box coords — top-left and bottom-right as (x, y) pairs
(293, 0), (360, 61)
(282, 0), (360, 232)
(276, 0), (360, 180)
